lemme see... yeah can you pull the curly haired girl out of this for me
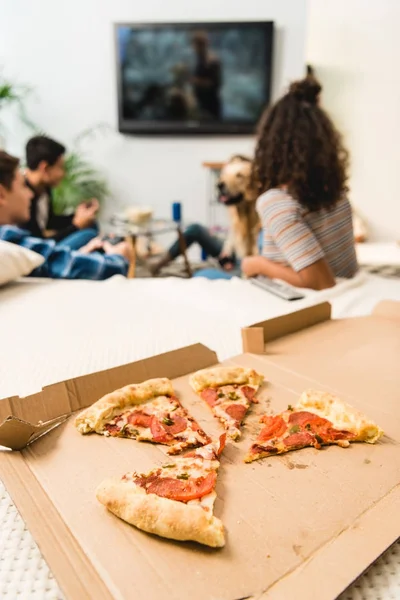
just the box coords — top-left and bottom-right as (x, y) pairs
(242, 75), (358, 290)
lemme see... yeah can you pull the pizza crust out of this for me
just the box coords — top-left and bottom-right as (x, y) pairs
(297, 390), (383, 443)
(189, 366), (264, 393)
(96, 477), (225, 548)
(75, 378), (174, 434)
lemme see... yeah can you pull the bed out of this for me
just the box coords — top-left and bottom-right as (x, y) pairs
(1, 272), (400, 599)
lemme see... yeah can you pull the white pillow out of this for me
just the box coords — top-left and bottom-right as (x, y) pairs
(0, 239), (45, 286)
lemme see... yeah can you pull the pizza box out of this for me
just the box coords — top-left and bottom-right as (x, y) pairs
(0, 301), (399, 600)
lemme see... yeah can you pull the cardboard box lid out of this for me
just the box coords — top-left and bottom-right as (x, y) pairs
(242, 300), (400, 354)
(1, 309), (399, 600)
(242, 302), (332, 353)
(0, 343), (218, 450)
(241, 300), (400, 407)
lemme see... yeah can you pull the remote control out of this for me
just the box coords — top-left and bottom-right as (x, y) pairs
(250, 275), (305, 301)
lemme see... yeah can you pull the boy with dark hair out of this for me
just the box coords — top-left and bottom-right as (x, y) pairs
(24, 135), (99, 249)
(0, 150), (131, 280)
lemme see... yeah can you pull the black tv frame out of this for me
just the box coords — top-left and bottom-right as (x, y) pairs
(114, 21), (274, 136)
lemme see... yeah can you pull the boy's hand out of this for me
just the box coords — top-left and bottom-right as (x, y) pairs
(73, 199), (99, 229)
(79, 237), (104, 254)
(104, 240), (134, 263)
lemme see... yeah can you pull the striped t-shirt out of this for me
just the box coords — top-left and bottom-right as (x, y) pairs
(256, 189), (359, 278)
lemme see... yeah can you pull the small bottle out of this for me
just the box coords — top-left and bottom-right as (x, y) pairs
(172, 201), (182, 223)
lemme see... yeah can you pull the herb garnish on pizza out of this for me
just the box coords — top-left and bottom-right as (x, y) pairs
(75, 378), (210, 454)
(245, 389), (384, 462)
(96, 435), (226, 547)
(189, 366), (264, 440)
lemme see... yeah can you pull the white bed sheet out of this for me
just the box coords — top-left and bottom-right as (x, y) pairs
(1, 272), (400, 599)
(2, 271), (400, 399)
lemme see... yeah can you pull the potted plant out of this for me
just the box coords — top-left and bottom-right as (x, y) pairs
(52, 138), (111, 214)
(0, 71), (35, 149)
(1, 70), (111, 214)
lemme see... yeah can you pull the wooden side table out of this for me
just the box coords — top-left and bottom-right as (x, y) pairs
(110, 216), (192, 279)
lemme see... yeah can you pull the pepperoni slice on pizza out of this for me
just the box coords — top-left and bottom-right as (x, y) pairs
(75, 378), (210, 454)
(190, 366), (264, 440)
(245, 389), (383, 462)
(96, 435), (226, 548)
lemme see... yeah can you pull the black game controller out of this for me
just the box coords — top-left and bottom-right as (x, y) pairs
(94, 235), (126, 254)
(102, 235), (125, 245)
(218, 255), (235, 269)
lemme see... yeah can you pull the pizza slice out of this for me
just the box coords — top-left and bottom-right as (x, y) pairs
(96, 435), (226, 548)
(245, 389), (384, 462)
(75, 378), (210, 454)
(189, 366), (264, 440)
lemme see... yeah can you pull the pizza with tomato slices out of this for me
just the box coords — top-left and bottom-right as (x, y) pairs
(75, 378), (210, 454)
(245, 389), (384, 462)
(189, 366), (264, 440)
(96, 435), (226, 548)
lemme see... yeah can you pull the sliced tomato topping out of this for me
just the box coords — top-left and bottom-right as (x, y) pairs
(133, 473), (160, 487)
(161, 415), (187, 435)
(104, 423), (121, 436)
(283, 431), (315, 449)
(183, 450), (197, 458)
(149, 414), (188, 442)
(201, 388), (219, 407)
(322, 428), (356, 442)
(217, 433), (226, 457)
(189, 419), (200, 432)
(288, 411), (329, 431)
(288, 411), (355, 443)
(187, 419), (209, 440)
(241, 385), (258, 403)
(251, 443), (278, 455)
(127, 411), (152, 428)
(150, 416), (173, 443)
(258, 415), (287, 442)
(225, 403), (247, 424)
(143, 472), (217, 502)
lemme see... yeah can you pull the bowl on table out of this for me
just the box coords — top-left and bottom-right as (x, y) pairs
(125, 206), (154, 225)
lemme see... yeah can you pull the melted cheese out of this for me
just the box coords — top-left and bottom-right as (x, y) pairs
(212, 384), (256, 439)
(123, 453), (220, 513)
(297, 390), (383, 443)
(100, 395), (208, 448)
(101, 395), (178, 429)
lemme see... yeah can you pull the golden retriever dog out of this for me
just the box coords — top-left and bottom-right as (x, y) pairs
(217, 155), (261, 259)
(218, 155), (368, 254)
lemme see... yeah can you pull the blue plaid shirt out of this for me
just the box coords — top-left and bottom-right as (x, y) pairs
(0, 225), (129, 280)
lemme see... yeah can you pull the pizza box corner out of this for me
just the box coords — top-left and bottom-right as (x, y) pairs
(0, 301), (399, 600)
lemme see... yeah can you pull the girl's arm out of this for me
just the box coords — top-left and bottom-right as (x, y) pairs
(242, 255), (335, 290)
(251, 193), (337, 290)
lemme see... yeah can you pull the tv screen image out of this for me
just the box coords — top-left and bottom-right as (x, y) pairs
(115, 22), (274, 134)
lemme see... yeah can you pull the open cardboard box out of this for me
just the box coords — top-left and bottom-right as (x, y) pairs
(0, 302), (399, 600)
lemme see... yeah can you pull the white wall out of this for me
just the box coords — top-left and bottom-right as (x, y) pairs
(0, 0), (307, 225)
(307, 0), (400, 241)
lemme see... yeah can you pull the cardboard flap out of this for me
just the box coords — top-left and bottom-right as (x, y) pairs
(62, 343), (218, 414)
(0, 415), (68, 451)
(372, 300), (400, 321)
(0, 343), (218, 450)
(242, 302), (332, 353)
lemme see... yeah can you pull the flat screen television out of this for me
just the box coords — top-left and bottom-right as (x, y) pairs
(115, 21), (274, 135)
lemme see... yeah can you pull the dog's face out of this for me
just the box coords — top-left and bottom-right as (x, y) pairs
(217, 156), (254, 206)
